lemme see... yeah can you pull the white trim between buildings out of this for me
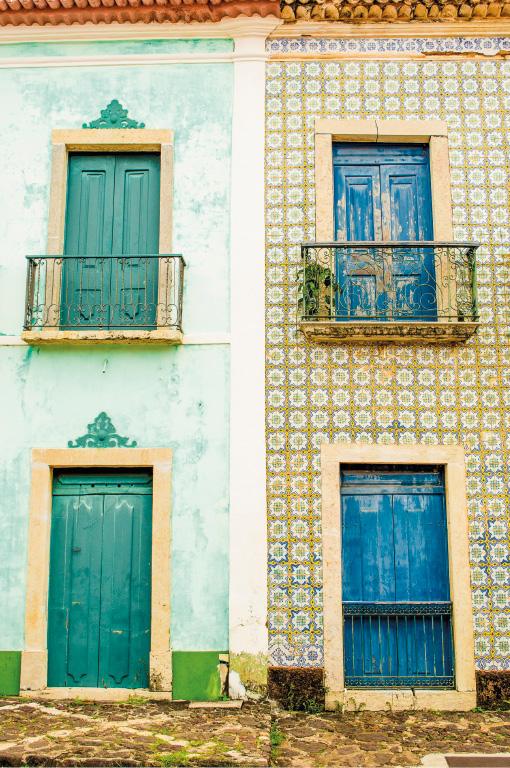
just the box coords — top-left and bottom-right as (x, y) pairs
(228, 31), (268, 658)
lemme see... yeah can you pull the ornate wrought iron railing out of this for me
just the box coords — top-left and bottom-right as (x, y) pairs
(24, 254), (185, 331)
(299, 242), (478, 323)
(343, 602), (455, 688)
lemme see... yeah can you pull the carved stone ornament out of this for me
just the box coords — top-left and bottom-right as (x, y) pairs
(68, 412), (137, 448)
(83, 100), (145, 130)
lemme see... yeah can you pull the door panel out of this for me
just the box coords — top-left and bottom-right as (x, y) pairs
(48, 472), (152, 689)
(99, 493), (152, 689)
(110, 155), (160, 328)
(380, 164), (435, 319)
(380, 169), (425, 242)
(393, 493), (449, 602)
(48, 494), (103, 687)
(334, 166), (382, 318)
(342, 493), (395, 602)
(62, 156), (116, 328)
(334, 167), (382, 242)
(112, 155), (160, 255)
(64, 156), (115, 257)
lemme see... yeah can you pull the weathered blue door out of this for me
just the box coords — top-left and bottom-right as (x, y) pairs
(333, 144), (435, 320)
(48, 471), (152, 688)
(61, 153), (160, 329)
(341, 466), (454, 688)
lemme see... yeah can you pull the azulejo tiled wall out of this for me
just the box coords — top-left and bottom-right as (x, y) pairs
(265, 49), (510, 670)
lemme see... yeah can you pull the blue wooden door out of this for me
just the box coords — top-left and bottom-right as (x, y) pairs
(333, 144), (435, 320)
(48, 471), (152, 689)
(61, 153), (160, 329)
(341, 466), (454, 688)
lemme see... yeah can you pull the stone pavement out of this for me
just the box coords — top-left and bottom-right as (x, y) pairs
(272, 708), (510, 767)
(0, 697), (509, 767)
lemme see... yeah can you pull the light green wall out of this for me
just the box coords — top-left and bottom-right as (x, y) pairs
(0, 345), (230, 651)
(0, 39), (234, 57)
(0, 54), (233, 336)
(0, 45), (233, 655)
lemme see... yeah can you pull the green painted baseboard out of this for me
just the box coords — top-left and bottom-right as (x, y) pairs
(0, 652), (21, 695)
(172, 651), (226, 701)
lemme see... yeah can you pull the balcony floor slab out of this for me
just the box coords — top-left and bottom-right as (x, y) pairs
(21, 329), (183, 345)
(300, 321), (480, 344)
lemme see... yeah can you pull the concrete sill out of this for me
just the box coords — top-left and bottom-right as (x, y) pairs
(21, 329), (183, 345)
(20, 688), (173, 701)
(300, 321), (480, 344)
(326, 689), (476, 712)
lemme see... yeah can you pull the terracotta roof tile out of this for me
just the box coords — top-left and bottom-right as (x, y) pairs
(0, 0), (279, 24)
(280, 0), (510, 21)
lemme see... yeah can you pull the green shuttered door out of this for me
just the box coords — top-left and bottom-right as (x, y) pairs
(61, 153), (160, 329)
(48, 471), (153, 689)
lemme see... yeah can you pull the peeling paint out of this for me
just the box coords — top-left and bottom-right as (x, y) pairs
(0, 48), (233, 660)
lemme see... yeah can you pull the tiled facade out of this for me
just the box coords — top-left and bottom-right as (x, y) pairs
(265, 47), (510, 671)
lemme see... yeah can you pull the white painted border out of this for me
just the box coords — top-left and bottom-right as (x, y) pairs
(0, 52), (268, 69)
(0, 334), (231, 346)
(0, 16), (281, 43)
(228, 32), (268, 657)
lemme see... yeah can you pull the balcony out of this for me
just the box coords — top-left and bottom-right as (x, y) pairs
(299, 242), (479, 344)
(22, 254), (185, 345)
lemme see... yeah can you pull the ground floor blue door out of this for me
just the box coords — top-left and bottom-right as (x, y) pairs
(341, 465), (454, 688)
(47, 470), (152, 688)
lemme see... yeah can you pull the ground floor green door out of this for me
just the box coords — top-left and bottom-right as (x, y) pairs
(47, 470), (152, 689)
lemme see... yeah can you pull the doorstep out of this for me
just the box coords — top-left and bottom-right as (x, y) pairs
(327, 688), (476, 711)
(19, 689), (242, 706)
(20, 688), (174, 702)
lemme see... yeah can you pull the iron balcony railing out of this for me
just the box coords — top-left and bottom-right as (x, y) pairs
(299, 242), (479, 323)
(343, 602), (455, 688)
(24, 254), (185, 331)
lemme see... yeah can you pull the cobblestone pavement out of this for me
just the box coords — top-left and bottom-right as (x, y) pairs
(272, 708), (510, 767)
(0, 699), (270, 767)
(0, 698), (509, 767)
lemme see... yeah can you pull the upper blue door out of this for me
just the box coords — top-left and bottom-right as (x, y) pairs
(333, 144), (435, 320)
(341, 466), (454, 688)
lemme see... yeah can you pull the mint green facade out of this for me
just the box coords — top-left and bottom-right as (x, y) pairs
(0, 40), (233, 696)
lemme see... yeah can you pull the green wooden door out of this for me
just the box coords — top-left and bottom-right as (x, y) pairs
(61, 153), (160, 329)
(48, 471), (153, 689)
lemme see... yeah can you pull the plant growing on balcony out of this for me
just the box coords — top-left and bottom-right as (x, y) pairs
(297, 258), (340, 318)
